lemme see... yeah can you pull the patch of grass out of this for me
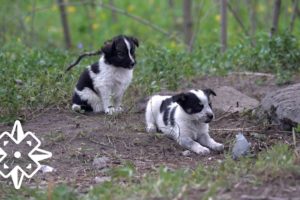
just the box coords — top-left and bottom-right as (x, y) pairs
(0, 42), (73, 123)
(86, 144), (300, 199)
(2, 143), (297, 200)
(1, 33), (300, 122)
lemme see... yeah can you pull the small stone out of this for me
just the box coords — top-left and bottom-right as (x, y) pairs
(92, 156), (110, 169)
(94, 176), (111, 184)
(15, 79), (23, 85)
(250, 132), (267, 140)
(232, 133), (251, 160)
(182, 150), (191, 156)
(40, 165), (55, 173)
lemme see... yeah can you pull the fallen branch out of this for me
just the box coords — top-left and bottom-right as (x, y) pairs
(211, 128), (292, 134)
(227, 2), (249, 37)
(290, 0), (299, 31)
(229, 71), (275, 78)
(65, 49), (102, 71)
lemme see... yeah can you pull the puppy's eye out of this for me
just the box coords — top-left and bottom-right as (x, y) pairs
(117, 51), (125, 58)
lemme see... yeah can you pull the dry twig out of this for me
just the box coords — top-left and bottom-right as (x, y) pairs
(65, 49), (102, 71)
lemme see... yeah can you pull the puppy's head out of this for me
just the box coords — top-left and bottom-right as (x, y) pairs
(101, 35), (139, 69)
(172, 89), (216, 123)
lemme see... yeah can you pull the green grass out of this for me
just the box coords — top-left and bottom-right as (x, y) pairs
(1, 144), (299, 200)
(1, 0), (300, 49)
(1, 32), (300, 123)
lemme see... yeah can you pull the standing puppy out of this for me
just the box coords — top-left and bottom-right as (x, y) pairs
(145, 89), (224, 155)
(72, 35), (139, 114)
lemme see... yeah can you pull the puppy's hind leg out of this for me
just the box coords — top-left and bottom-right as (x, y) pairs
(145, 100), (157, 133)
(72, 91), (93, 112)
(178, 136), (210, 155)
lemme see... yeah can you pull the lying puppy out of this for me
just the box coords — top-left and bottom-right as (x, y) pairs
(72, 35), (139, 114)
(145, 89), (224, 155)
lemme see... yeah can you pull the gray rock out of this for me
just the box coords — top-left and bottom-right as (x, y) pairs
(212, 86), (259, 113)
(92, 156), (110, 169)
(260, 83), (300, 130)
(232, 133), (251, 160)
(94, 176), (111, 184)
(181, 150), (191, 156)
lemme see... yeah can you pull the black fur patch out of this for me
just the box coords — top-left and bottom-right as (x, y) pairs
(90, 62), (100, 74)
(72, 92), (93, 112)
(75, 69), (96, 93)
(173, 92), (203, 114)
(170, 106), (177, 126)
(163, 106), (170, 126)
(160, 97), (173, 113)
(160, 97), (177, 126)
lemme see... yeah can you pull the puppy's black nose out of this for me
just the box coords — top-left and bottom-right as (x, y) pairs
(130, 61), (136, 67)
(206, 113), (214, 120)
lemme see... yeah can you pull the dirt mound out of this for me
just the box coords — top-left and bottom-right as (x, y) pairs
(212, 86), (259, 113)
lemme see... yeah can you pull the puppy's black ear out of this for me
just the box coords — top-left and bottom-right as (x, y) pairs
(172, 93), (187, 106)
(129, 36), (139, 47)
(203, 88), (216, 97)
(101, 40), (115, 55)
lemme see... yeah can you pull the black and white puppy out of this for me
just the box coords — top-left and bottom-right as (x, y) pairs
(145, 89), (224, 155)
(72, 35), (139, 114)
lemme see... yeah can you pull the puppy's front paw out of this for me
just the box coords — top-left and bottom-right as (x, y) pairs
(115, 106), (124, 113)
(211, 143), (224, 152)
(196, 146), (210, 155)
(105, 107), (115, 115)
(72, 104), (81, 112)
(146, 124), (157, 133)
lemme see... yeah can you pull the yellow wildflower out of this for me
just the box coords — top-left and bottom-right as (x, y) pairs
(92, 23), (99, 30)
(25, 16), (31, 23)
(257, 4), (265, 12)
(215, 14), (221, 23)
(288, 7), (292, 13)
(127, 5), (135, 12)
(51, 5), (58, 11)
(67, 6), (76, 13)
(170, 41), (177, 49)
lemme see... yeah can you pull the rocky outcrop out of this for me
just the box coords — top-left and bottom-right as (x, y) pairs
(259, 83), (300, 130)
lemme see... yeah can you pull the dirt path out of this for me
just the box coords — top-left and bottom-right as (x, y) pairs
(0, 74), (299, 198)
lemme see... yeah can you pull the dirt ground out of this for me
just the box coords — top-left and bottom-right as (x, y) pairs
(0, 74), (299, 199)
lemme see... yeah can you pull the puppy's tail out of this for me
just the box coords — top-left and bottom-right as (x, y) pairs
(65, 49), (102, 72)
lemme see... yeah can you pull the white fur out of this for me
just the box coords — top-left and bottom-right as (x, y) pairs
(73, 56), (133, 114)
(124, 38), (134, 63)
(145, 90), (224, 155)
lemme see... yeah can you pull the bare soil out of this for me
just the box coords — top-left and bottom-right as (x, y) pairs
(0, 74), (299, 199)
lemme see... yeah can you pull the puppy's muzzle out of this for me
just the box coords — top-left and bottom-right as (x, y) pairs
(205, 113), (214, 123)
(129, 61), (136, 69)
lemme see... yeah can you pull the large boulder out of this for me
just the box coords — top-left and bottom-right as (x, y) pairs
(212, 86), (259, 113)
(260, 83), (300, 130)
